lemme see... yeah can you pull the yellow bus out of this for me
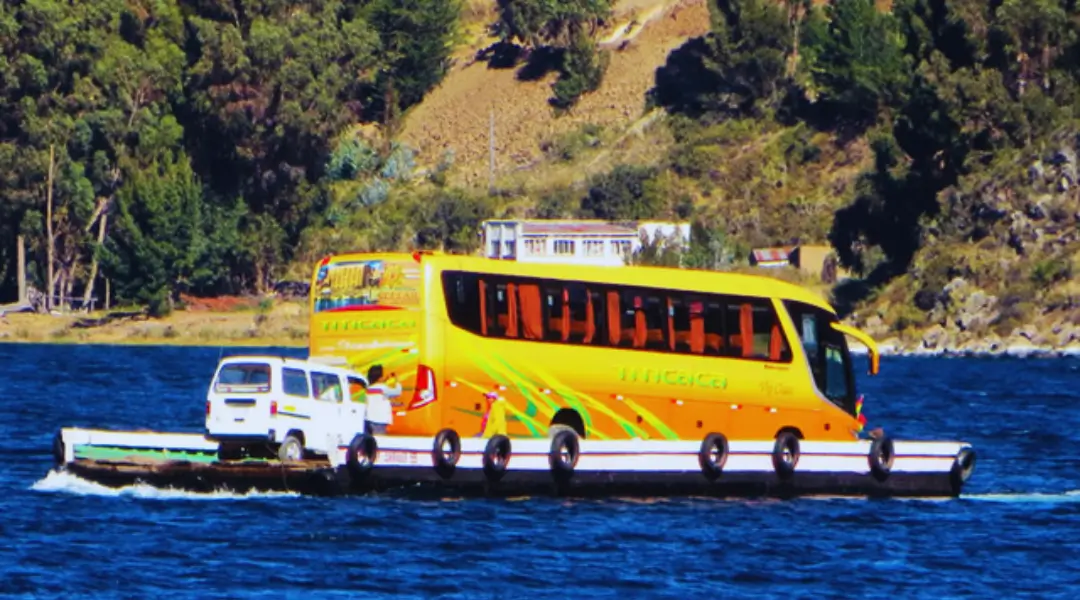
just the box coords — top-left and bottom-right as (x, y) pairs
(394, 255), (880, 443)
(308, 252), (429, 393)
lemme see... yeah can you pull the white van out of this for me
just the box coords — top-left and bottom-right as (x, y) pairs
(205, 355), (368, 462)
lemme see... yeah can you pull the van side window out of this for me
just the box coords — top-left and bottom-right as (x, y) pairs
(311, 372), (342, 402)
(347, 376), (367, 403)
(283, 368), (309, 398)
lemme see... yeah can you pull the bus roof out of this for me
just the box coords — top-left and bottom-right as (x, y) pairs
(424, 255), (837, 314)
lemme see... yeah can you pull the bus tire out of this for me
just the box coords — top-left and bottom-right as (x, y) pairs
(868, 436), (895, 482)
(698, 432), (729, 480)
(482, 435), (512, 483)
(772, 432), (800, 480)
(432, 428), (462, 479)
(949, 448), (977, 495)
(346, 433), (378, 479)
(549, 429), (580, 481)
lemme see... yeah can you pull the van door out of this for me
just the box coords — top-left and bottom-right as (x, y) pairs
(342, 375), (368, 441)
(309, 370), (345, 454)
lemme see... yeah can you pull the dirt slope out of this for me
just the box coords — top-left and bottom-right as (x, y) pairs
(399, 0), (710, 187)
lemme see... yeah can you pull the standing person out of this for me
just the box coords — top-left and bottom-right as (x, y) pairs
(364, 365), (400, 435)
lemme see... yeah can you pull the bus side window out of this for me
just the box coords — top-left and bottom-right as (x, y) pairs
(518, 281), (545, 340)
(704, 300), (724, 355)
(443, 272), (483, 335)
(566, 284), (593, 344)
(642, 293), (667, 351)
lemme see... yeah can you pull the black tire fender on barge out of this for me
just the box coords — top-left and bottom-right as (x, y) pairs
(950, 448), (977, 495)
(698, 432), (729, 480)
(346, 433), (378, 478)
(432, 428), (462, 479)
(482, 435), (512, 483)
(549, 429), (580, 482)
(868, 436), (896, 482)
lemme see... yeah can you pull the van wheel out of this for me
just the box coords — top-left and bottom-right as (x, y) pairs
(278, 434), (304, 462)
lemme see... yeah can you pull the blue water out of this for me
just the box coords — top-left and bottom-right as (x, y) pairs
(1, 344), (1078, 598)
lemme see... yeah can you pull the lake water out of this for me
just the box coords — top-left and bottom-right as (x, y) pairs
(1, 343), (1078, 598)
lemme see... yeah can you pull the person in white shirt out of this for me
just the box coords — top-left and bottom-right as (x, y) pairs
(364, 365), (401, 434)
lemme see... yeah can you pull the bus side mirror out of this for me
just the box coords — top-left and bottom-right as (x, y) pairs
(830, 322), (880, 376)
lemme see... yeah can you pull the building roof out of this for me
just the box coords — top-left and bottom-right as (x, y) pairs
(518, 221), (639, 236)
(751, 247), (796, 263)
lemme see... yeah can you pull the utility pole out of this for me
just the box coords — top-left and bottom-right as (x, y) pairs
(46, 144), (55, 312)
(16, 235), (26, 304)
(488, 107), (496, 193)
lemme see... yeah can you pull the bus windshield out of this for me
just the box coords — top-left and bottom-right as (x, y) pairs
(312, 256), (420, 313)
(783, 300), (855, 415)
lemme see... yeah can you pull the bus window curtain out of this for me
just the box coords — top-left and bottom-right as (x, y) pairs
(690, 301), (705, 354)
(584, 290), (596, 344)
(506, 283), (519, 338)
(561, 287), (570, 342)
(667, 297), (675, 351)
(769, 322), (784, 360)
(518, 284), (543, 340)
(606, 291), (620, 346)
(479, 280), (488, 337)
(633, 296), (647, 349)
(740, 303), (753, 357)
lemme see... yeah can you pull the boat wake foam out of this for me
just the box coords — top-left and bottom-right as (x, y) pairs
(30, 470), (300, 500)
(962, 491), (1080, 504)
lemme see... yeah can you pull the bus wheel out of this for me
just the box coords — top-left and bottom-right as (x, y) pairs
(772, 432), (800, 480)
(868, 436), (895, 482)
(698, 432), (729, 480)
(432, 428), (462, 479)
(549, 429), (580, 481)
(346, 433), (378, 479)
(278, 434), (304, 463)
(482, 435), (512, 483)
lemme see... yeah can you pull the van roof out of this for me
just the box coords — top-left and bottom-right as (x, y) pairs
(423, 255), (836, 314)
(217, 355), (364, 376)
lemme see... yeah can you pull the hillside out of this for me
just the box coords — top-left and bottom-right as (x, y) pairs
(400, 0), (710, 187)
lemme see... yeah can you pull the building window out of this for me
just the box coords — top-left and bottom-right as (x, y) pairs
(503, 240), (515, 258)
(554, 240), (575, 255)
(524, 238), (546, 255)
(612, 240), (632, 257)
(584, 240), (604, 256)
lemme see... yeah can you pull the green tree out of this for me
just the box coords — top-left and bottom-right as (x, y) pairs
(580, 164), (662, 221)
(803, 0), (910, 128)
(495, 0), (611, 48)
(649, 0), (794, 119)
(360, 0), (464, 125)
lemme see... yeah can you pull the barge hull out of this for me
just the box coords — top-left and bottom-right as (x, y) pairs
(53, 428), (975, 499)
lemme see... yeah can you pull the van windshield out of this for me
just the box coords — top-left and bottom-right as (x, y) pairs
(215, 363), (272, 393)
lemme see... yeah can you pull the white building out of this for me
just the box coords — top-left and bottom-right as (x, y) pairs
(481, 219), (691, 266)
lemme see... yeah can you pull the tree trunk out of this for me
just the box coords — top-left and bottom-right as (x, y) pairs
(82, 208), (109, 310)
(46, 144), (55, 311)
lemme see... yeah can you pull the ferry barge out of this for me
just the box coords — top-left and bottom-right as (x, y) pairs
(52, 427), (976, 498)
(49, 254), (979, 499)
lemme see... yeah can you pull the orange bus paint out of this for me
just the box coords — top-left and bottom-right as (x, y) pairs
(392, 255), (880, 443)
